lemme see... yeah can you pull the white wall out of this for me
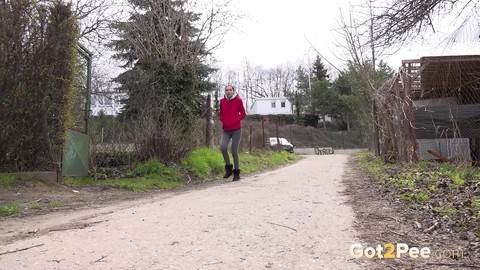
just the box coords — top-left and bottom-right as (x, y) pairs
(90, 93), (127, 116)
(249, 98), (293, 115)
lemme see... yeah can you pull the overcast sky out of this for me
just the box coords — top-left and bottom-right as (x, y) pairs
(212, 0), (480, 72)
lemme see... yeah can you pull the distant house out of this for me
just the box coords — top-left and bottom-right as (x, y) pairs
(249, 97), (293, 115)
(90, 93), (127, 116)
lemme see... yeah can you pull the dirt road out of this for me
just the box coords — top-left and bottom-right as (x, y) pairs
(0, 155), (360, 270)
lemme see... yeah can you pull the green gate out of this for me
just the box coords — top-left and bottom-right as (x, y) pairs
(62, 129), (89, 176)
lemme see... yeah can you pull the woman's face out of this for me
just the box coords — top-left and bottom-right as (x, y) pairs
(225, 86), (235, 98)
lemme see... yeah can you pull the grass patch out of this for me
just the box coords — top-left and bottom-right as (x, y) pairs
(182, 147), (224, 180)
(473, 196), (480, 209)
(48, 201), (63, 208)
(241, 150), (300, 174)
(30, 203), (42, 210)
(432, 205), (458, 219)
(128, 158), (170, 177)
(66, 158), (183, 192)
(66, 148), (300, 192)
(0, 174), (16, 187)
(182, 148), (300, 180)
(0, 203), (22, 216)
(356, 151), (391, 183)
(356, 151), (480, 233)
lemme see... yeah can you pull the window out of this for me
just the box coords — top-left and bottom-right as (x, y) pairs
(271, 101), (276, 108)
(281, 102), (286, 108)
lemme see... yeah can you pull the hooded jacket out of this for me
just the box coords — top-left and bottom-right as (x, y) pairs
(219, 93), (247, 131)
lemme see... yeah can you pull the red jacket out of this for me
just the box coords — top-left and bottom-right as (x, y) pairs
(219, 94), (246, 131)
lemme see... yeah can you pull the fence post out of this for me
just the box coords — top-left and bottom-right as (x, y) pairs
(205, 94), (211, 147)
(359, 129), (362, 147)
(276, 120), (280, 151)
(262, 117), (265, 149)
(310, 129), (313, 147)
(289, 125), (292, 145)
(373, 100), (380, 156)
(331, 130), (334, 148)
(249, 124), (252, 153)
(342, 130), (345, 149)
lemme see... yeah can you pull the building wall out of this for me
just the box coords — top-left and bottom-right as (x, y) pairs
(90, 93), (127, 116)
(249, 98), (293, 115)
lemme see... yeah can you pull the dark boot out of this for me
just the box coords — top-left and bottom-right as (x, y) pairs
(232, 169), (240, 181)
(223, 165), (233, 178)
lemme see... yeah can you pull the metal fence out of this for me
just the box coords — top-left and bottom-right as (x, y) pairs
(374, 55), (480, 164)
(207, 119), (367, 152)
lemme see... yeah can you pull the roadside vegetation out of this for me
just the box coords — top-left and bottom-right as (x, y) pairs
(356, 151), (480, 239)
(67, 148), (299, 191)
(0, 149), (300, 217)
(0, 204), (22, 216)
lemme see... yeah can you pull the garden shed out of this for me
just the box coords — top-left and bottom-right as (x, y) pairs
(375, 55), (480, 164)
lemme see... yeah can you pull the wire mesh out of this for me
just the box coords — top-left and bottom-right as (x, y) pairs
(374, 55), (480, 164)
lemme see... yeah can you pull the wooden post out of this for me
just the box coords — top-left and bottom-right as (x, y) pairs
(373, 100), (380, 156)
(406, 63), (419, 162)
(276, 120), (280, 151)
(205, 94), (211, 147)
(249, 124), (253, 153)
(262, 117), (265, 149)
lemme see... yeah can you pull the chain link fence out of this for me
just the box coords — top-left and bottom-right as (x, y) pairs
(374, 55), (480, 164)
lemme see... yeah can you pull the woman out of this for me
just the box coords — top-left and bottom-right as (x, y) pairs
(219, 84), (247, 181)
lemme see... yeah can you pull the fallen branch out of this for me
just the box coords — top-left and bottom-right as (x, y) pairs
(426, 262), (480, 269)
(49, 220), (107, 232)
(91, 255), (107, 264)
(0, 244), (44, 256)
(414, 221), (422, 229)
(367, 213), (398, 223)
(387, 228), (406, 237)
(353, 220), (363, 227)
(427, 150), (450, 162)
(424, 222), (439, 233)
(203, 260), (223, 266)
(266, 221), (297, 232)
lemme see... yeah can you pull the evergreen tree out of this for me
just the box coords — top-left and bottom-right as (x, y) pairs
(109, 0), (215, 161)
(111, 0), (213, 120)
(290, 66), (310, 124)
(332, 72), (354, 130)
(312, 55), (329, 81)
(339, 60), (394, 129)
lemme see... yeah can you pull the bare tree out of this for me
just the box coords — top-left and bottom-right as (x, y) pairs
(238, 64), (296, 99)
(71, 0), (125, 45)
(372, 0), (480, 46)
(333, 1), (395, 155)
(111, 0), (238, 68)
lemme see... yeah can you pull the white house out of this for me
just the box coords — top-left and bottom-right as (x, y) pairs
(249, 97), (293, 115)
(90, 93), (127, 116)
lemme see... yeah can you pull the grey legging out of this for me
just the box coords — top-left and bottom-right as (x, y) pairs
(220, 129), (242, 169)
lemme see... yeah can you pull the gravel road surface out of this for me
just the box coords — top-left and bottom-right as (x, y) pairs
(0, 155), (360, 270)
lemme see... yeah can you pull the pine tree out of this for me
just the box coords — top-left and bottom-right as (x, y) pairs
(312, 55), (329, 81)
(109, 0), (215, 161)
